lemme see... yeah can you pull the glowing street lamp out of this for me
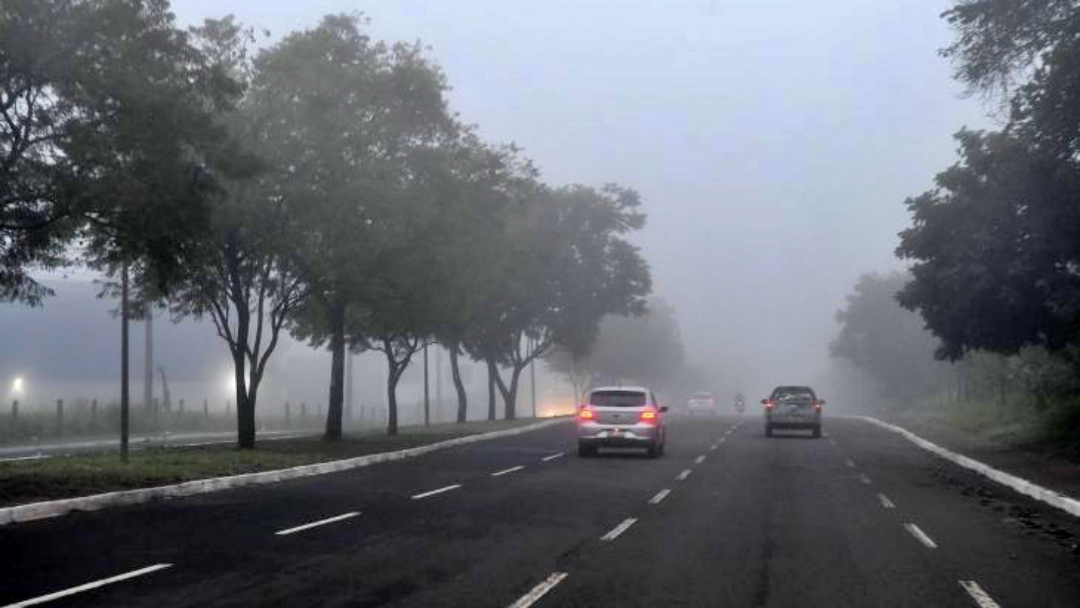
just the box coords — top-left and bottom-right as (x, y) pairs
(11, 376), (24, 396)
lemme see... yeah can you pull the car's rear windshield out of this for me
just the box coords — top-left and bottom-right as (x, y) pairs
(590, 391), (648, 406)
(772, 387), (816, 401)
(690, 392), (712, 399)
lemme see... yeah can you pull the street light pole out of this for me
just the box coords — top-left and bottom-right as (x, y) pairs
(423, 342), (430, 426)
(120, 262), (130, 463)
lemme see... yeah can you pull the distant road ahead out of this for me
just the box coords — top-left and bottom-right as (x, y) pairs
(2, 415), (1079, 606)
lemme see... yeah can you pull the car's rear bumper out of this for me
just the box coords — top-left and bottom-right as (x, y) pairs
(687, 407), (718, 416)
(577, 423), (661, 445)
(766, 418), (821, 429)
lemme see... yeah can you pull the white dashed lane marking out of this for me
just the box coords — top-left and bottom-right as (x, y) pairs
(507, 572), (568, 608)
(859, 473), (872, 485)
(1, 564), (172, 608)
(676, 469), (692, 481)
(541, 452), (564, 462)
(878, 493), (896, 509)
(411, 484), (462, 500)
(904, 523), (938, 549)
(959, 580), (1001, 608)
(648, 489), (671, 505)
(600, 518), (638, 541)
(491, 466), (525, 477)
(845, 459), (856, 468)
(694, 455), (706, 464)
(275, 512), (360, 536)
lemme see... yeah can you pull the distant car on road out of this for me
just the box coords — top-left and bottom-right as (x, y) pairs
(577, 386), (668, 458)
(762, 385), (824, 438)
(686, 391), (718, 416)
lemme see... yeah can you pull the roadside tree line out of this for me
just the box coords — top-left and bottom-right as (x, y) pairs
(831, 1), (1080, 442)
(1, 2), (651, 449)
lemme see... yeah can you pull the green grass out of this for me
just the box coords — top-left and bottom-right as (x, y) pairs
(0, 417), (552, 507)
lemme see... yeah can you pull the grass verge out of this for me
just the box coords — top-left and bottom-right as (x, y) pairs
(0, 418), (553, 508)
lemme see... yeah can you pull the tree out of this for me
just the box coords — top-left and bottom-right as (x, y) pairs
(254, 14), (456, 440)
(546, 297), (686, 393)
(166, 17), (305, 450)
(473, 183), (652, 419)
(831, 272), (950, 403)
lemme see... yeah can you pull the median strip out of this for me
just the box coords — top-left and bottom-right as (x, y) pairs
(904, 522), (938, 548)
(491, 465), (525, 477)
(411, 484), (462, 500)
(959, 580), (1001, 608)
(600, 517), (637, 541)
(275, 511), (360, 536)
(1, 563), (172, 608)
(507, 572), (568, 608)
(0, 418), (568, 526)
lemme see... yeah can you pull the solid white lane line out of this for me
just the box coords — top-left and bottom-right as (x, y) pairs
(878, 493), (896, 509)
(2, 563), (172, 608)
(904, 523), (938, 548)
(600, 518), (638, 541)
(411, 484), (462, 500)
(676, 469), (692, 481)
(859, 473), (872, 485)
(541, 452), (564, 462)
(959, 580), (1002, 608)
(275, 512), (360, 536)
(649, 489), (672, 505)
(695, 455), (706, 464)
(507, 572), (568, 608)
(845, 459), (856, 468)
(491, 465), (525, 477)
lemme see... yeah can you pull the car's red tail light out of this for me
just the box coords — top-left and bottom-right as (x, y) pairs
(640, 408), (659, 423)
(763, 400), (775, 410)
(813, 402), (822, 412)
(578, 407), (595, 420)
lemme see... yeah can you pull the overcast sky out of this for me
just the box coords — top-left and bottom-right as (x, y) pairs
(4, 0), (989, 404)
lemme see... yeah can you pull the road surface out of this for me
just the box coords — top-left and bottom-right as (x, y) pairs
(2, 415), (1079, 607)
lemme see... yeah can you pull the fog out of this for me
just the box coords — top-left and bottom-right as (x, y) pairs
(2, 0), (991, 410)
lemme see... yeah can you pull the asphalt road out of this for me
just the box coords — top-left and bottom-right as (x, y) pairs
(2, 414), (1080, 607)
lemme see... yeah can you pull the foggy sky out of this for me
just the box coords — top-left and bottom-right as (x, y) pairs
(4, 1), (991, 406)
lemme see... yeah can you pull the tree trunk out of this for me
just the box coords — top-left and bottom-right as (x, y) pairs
(493, 363), (522, 420)
(387, 367), (400, 436)
(486, 357), (497, 421)
(324, 298), (346, 441)
(423, 344), (430, 426)
(450, 346), (467, 423)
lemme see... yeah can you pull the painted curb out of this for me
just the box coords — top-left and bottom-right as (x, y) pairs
(855, 415), (1080, 519)
(0, 418), (570, 526)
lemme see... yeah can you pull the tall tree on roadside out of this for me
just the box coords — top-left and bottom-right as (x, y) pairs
(166, 17), (307, 450)
(473, 184), (651, 419)
(270, 15), (457, 440)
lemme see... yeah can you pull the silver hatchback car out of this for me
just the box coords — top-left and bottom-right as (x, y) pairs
(763, 385), (824, 438)
(577, 386), (668, 458)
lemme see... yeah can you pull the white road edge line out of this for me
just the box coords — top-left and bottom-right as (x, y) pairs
(904, 522), (938, 549)
(411, 484), (462, 500)
(649, 489), (671, 505)
(2, 563), (172, 608)
(959, 580), (1002, 608)
(854, 415), (1080, 519)
(695, 455), (706, 464)
(507, 572), (568, 608)
(676, 469), (692, 481)
(541, 452), (564, 462)
(601, 517), (638, 541)
(491, 465), (525, 477)
(0, 455), (50, 463)
(878, 493), (896, 509)
(275, 511), (360, 536)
